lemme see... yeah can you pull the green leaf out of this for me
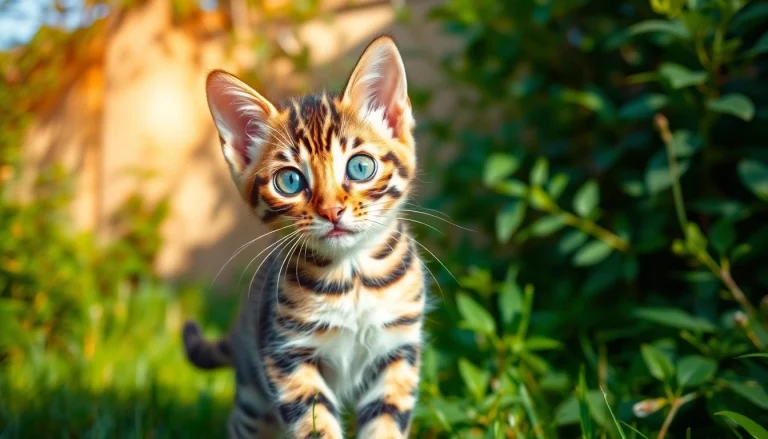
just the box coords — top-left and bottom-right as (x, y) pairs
(670, 130), (703, 158)
(559, 230), (589, 255)
(530, 157), (549, 186)
(619, 94), (670, 120)
(494, 179), (528, 197)
(738, 159), (768, 201)
(456, 293), (496, 336)
(715, 411), (768, 439)
(658, 62), (707, 89)
(730, 3), (768, 31)
(684, 222), (709, 253)
(645, 150), (690, 194)
(547, 173), (569, 200)
(460, 268), (494, 296)
(707, 94), (755, 121)
(641, 344), (675, 381)
(421, 346), (438, 384)
(747, 32), (768, 56)
(710, 218), (735, 255)
(484, 154), (521, 186)
(572, 241), (614, 267)
(555, 396), (579, 426)
(573, 180), (600, 217)
(585, 390), (610, 428)
(629, 19), (691, 40)
(634, 307), (717, 332)
(578, 367), (593, 439)
(737, 353), (768, 360)
(426, 397), (471, 428)
(498, 277), (522, 327)
(727, 381), (768, 410)
(676, 355), (717, 388)
(497, 201), (526, 243)
(526, 336), (563, 351)
(486, 420), (504, 439)
(732, 243), (752, 262)
(529, 186), (555, 210)
(557, 88), (610, 113)
(458, 358), (491, 402)
(530, 215), (567, 237)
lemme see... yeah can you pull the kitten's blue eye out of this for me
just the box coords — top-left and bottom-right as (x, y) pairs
(274, 168), (307, 195)
(346, 154), (376, 181)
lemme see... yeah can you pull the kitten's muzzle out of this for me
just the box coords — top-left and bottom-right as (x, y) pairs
(317, 205), (345, 224)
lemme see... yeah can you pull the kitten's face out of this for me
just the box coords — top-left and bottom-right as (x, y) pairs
(206, 37), (415, 255)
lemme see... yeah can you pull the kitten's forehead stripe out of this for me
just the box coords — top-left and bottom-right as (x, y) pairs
(285, 92), (344, 157)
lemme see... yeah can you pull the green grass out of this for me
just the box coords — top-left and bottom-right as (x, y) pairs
(0, 284), (235, 438)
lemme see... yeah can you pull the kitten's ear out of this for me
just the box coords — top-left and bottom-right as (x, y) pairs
(206, 70), (277, 177)
(342, 36), (413, 141)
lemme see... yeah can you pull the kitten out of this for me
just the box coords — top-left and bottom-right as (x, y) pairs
(183, 36), (427, 439)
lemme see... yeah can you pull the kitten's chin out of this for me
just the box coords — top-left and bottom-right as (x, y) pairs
(319, 233), (360, 252)
(307, 227), (375, 258)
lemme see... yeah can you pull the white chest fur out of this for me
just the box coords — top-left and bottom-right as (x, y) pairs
(284, 282), (420, 403)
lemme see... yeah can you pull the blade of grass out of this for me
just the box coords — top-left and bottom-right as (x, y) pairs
(715, 411), (768, 439)
(578, 366), (593, 439)
(510, 371), (546, 439)
(620, 421), (650, 439)
(600, 386), (628, 439)
(736, 353), (768, 360)
(728, 423), (746, 439)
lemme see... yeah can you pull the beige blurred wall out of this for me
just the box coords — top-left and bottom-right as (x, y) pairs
(22, 0), (455, 285)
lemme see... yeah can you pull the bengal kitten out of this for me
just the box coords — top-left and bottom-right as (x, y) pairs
(183, 36), (427, 439)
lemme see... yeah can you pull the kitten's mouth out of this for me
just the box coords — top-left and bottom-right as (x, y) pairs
(325, 226), (354, 238)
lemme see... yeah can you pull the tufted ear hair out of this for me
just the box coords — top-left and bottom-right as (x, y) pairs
(342, 36), (413, 141)
(205, 70), (278, 178)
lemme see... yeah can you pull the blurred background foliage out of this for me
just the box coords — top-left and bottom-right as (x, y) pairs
(2, 0), (768, 438)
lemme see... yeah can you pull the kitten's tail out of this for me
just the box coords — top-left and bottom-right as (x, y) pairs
(182, 320), (233, 370)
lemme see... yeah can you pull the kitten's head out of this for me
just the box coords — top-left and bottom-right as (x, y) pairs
(205, 36), (415, 255)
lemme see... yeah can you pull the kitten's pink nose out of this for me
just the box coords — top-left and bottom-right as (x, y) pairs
(317, 205), (345, 224)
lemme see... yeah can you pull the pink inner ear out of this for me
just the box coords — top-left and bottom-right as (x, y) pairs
(233, 119), (267, 167)
(207, 74), (269, 169)
(385, 102), (404, 138)
(377, 70), (404, 137)
(348, 43), (409, 140)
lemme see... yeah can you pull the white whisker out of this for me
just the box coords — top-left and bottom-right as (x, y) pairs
(362, 218), (446, 300)
(275, 233), (305, 316)
(367, 214), (445, 236)
(377, 208), (475, 232)
(239, 230), (300, 293)
(210, 223), (296, 288)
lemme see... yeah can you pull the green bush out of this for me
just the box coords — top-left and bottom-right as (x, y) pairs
(411, 0), (768, 437)
(0, 159), (238, 438)
(0, 19), (235, 436)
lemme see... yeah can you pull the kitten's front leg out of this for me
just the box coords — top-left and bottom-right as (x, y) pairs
(265, 348), (343, 439)
(355, 344), (420, 439)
